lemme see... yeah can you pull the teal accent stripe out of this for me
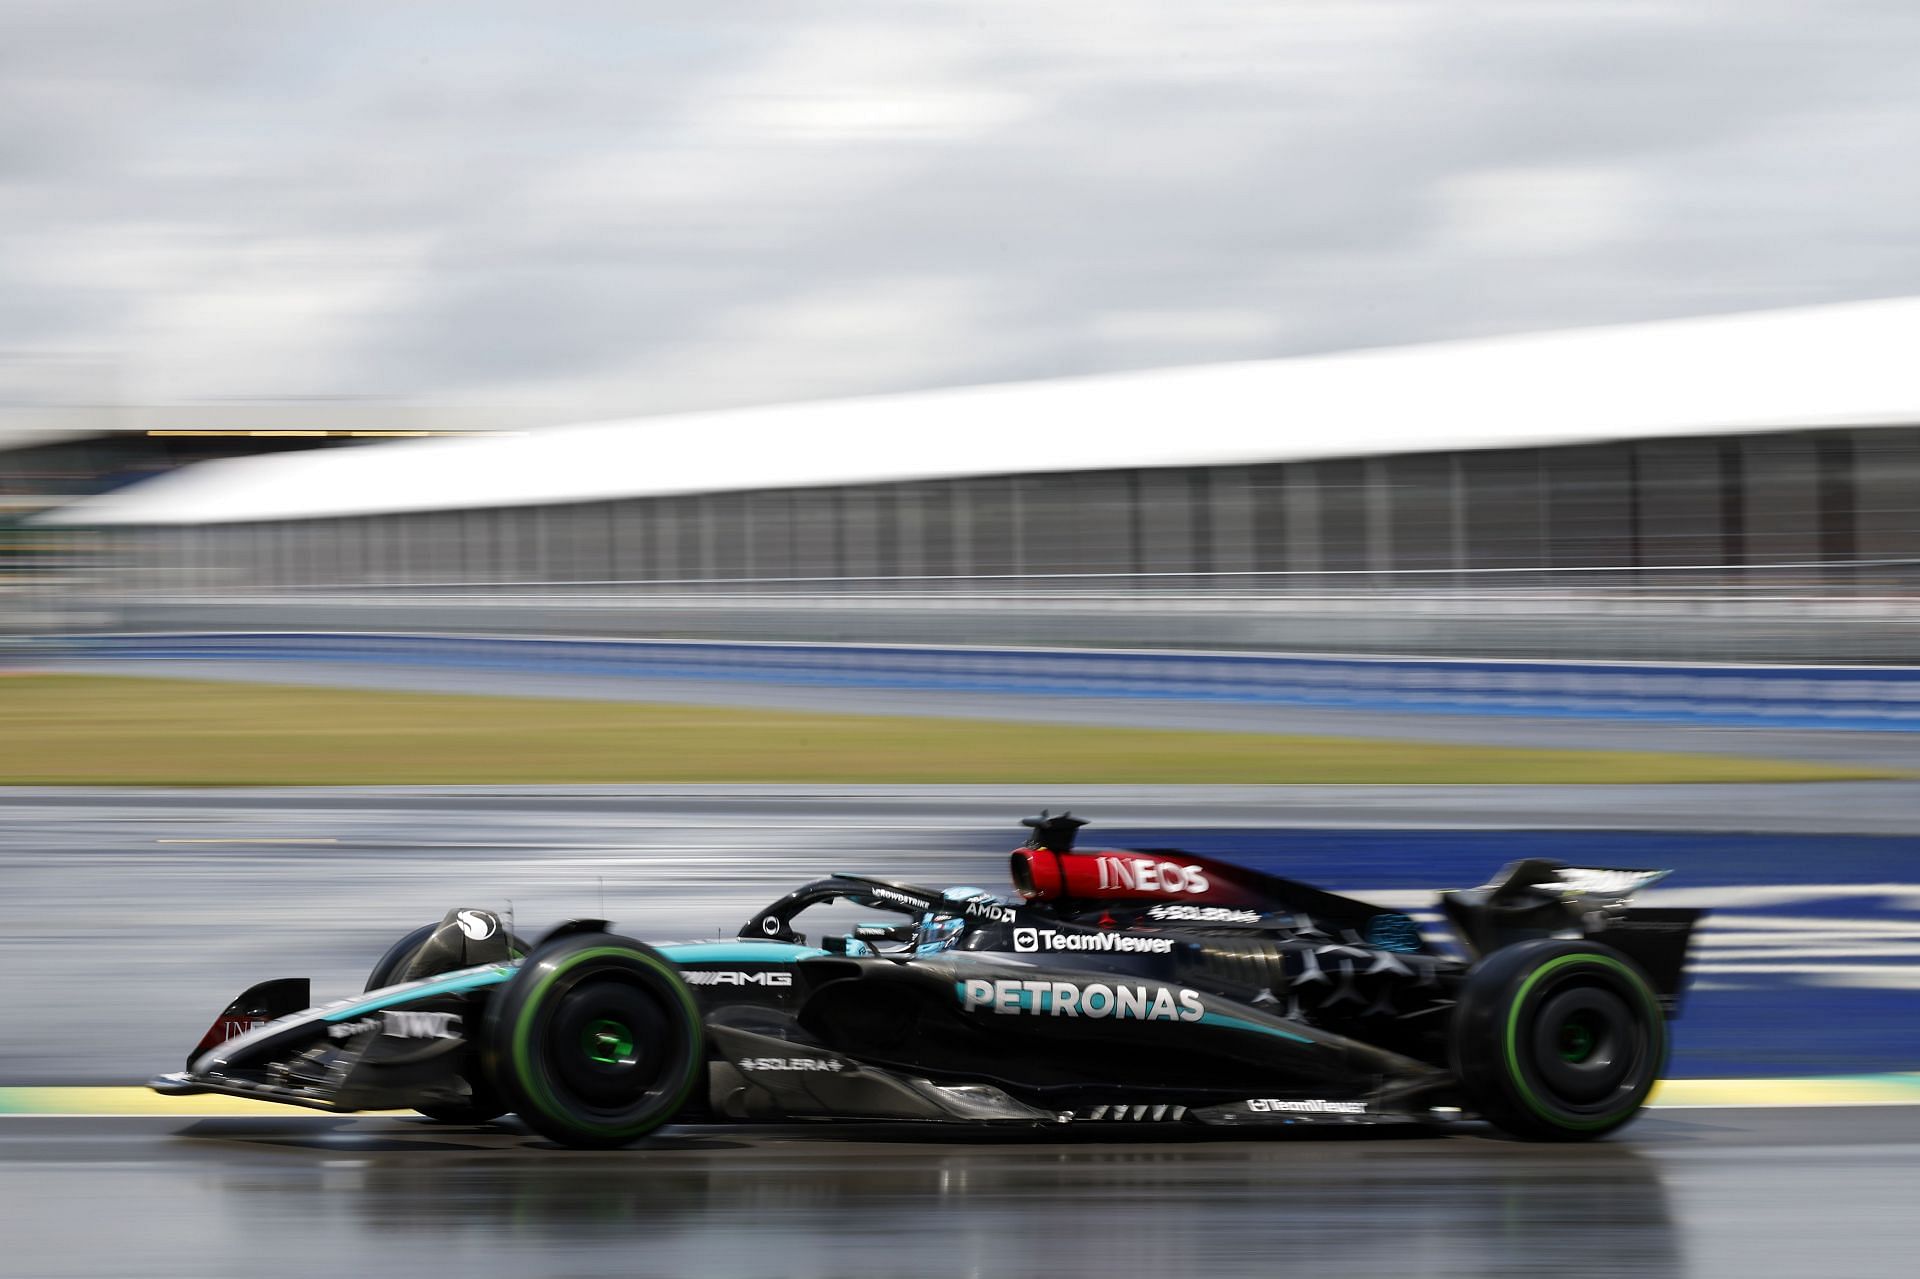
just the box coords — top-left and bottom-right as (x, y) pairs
(1198, 1011), (1316, 1045)
(325, 942), (822, 1024)
(655, 942), (829, 964)
(321, 967), (512, 1021)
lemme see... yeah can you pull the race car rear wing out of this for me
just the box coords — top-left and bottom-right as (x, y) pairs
(1440, 858), (1704, 1014)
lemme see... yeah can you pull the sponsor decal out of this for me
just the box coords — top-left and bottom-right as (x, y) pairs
(959, 978), (1204, 1022)
(1094, 856), (1210, 895)
(328, 1017), (382, 1040)
(962, 897), (1016, 924)
(384, 1011), (462, 1039)
(1246, 1098), (1366, 1114)
(329, 1011), (463, 1041)
(737, 1057), (845, 1072)
(760, 916), (783, 936)
(867, 886), (935, 912)
(1145, 904), (1262, 925)
(683, 970), (795, 987)
(1012, 927), (1175, 955)
(210, 1016), (263, 1042)
(455, 910), (497, 941)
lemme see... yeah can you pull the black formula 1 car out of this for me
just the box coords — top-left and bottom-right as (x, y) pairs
(153, 813), (1702, 1147)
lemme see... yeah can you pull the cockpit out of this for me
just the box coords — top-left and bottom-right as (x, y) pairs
(739, 875), (1009, 958)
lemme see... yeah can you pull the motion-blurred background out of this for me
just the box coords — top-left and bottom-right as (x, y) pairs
(3, 2), (1920, 673)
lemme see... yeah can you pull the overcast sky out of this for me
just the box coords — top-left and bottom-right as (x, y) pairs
(4, 1), (1920, 420)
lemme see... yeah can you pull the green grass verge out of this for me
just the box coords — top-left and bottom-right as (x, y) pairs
(0, 674), (1888, 786)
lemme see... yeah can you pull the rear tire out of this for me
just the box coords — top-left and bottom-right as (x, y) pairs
(482, 933), (704, 1149)
(1450, 939), (1667, 1141)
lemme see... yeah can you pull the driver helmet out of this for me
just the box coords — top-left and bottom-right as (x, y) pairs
(914, 886), (998, 955)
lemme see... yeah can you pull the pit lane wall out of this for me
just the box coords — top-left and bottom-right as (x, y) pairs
(33, 631), (1920, 731)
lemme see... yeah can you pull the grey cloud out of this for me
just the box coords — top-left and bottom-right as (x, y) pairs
(4, 1), (1920, 417)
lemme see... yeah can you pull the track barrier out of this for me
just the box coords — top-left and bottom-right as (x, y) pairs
(38, 631), (1920, 731)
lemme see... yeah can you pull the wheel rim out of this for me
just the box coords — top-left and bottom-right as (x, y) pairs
(545, 977), (672, 1110)
(522, 960), (695, 1121)
(1530, 985), (1635, 1106)
(1558, 1013), (1599, 1063)
(582, 1018), (636, 1066)
(502, 944), (704, 1142)
(1504, 953), (1665, 1128)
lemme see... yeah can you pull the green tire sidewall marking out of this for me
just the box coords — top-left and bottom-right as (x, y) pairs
(510, 945), (703, 1138)
(1501, 952), (1665, 1131)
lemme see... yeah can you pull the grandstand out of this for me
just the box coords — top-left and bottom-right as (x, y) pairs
(30, 298), (1920, 660)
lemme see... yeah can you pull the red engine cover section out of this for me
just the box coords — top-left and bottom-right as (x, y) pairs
(1013, 848), (1260, 906)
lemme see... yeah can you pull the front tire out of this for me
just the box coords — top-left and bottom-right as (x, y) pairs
(1450, 939), (1667, 1141)
(482, 934), (704, 1149)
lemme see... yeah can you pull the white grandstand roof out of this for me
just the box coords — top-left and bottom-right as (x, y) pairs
(42, 295), (1920, 527)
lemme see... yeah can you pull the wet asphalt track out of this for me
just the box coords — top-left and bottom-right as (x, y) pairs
(4, 1108), (1920, 1278)
(8, 785), (1920, 1277)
